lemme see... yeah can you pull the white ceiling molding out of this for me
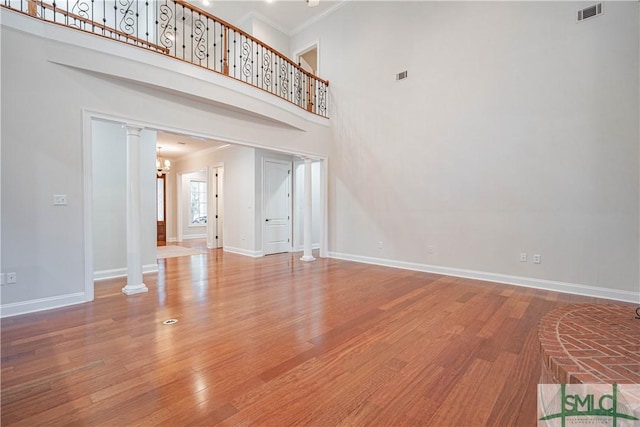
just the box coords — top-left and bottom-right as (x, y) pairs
(238, 10), (292, 37)
(289, 1), (346, 36)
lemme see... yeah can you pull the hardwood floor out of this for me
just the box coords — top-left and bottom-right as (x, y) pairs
(1, 243), (615, 426)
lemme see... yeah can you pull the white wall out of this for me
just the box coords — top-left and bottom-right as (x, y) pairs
(250, 17), (290, 57)
(90, 120), (159, 278)
(180, 170), (207, 239)
(291, 1), (640, 299)
(0, 10), (329, 315)
(92, 120), (126, 273)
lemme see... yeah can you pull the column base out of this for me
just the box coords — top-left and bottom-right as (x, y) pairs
(300, 255), (316, 262)
(122, 284), (149, 295)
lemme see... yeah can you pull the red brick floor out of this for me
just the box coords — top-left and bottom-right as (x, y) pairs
(538, 304), (640, 384)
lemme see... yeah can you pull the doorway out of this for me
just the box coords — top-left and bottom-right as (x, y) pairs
(297, 44), (318, 75)
(263, 159), (292, 255)
(296, 43), (318, 113)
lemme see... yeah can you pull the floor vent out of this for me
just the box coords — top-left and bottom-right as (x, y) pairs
(396, 70), (408, 81)
(162, 319), (178, 325)
(577, 3), (603, 22)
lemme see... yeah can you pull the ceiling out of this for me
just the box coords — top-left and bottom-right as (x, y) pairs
(195, 0), (343, 36)
(156, 131), (229, 160)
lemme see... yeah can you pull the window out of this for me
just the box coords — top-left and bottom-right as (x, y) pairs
(190, 180), (207, 225)
(157, 177), (165, 222)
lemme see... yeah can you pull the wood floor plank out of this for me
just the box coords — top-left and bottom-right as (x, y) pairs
(1, 242), (626, 426)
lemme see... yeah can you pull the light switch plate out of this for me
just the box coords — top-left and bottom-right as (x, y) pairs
(54, 195), (68, 206)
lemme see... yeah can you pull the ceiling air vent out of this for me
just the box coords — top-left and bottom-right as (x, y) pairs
(396, 71), (408, 81)
(577, 3), (603, 22)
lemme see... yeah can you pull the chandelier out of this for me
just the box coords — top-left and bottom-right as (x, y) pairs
(156, 147), (171, 176)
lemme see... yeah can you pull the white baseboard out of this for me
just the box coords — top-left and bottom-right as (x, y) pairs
(93, 263), (159, 281)
(328, 252), (639, 304)
(182, 234), (206, 240)
(293, 243), (321, 252)
(223, 246), (263, 258)
(1, 292), (88, 318)
(167, 237), (178, 243)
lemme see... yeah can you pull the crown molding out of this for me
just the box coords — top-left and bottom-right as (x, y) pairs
(237, 10), (291, 37)
(289, 1), (347, 36)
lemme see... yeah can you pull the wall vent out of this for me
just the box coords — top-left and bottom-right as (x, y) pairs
(577, 3), (603, 22)
(396, 71), (408, 81)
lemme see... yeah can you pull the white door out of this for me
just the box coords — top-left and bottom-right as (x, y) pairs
(264, 160), (292, 255)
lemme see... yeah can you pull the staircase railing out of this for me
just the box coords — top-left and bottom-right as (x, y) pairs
(1, 0), (329, 118)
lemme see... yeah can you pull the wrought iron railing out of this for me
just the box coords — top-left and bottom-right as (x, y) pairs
(1, 0), (329, 117)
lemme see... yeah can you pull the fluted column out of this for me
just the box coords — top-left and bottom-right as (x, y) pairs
(300, 158), (315, 262)
(122, 125), (149, 295)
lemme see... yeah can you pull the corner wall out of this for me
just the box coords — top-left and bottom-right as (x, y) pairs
(291, 1), (640, 300)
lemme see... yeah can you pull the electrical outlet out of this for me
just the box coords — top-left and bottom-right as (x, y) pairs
(427, 245), (435, 255)
(533, 254), (542, 264)
(520, 253), (527, 262)
(7, 272), (17, 284)
(53, 194), (67, 206)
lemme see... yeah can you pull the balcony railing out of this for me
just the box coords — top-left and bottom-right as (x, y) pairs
(1, 0), (329, 117)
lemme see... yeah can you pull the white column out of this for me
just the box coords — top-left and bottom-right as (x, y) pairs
(300, 158), (316, 262)
(206, 166), (215, 249)
(122, 125), (149, 295)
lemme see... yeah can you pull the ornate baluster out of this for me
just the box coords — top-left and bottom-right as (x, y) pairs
(241, 35), (252, 83)
(102, 0), (106, 36)
(118, 0), (134, 38)
(274, 56), (278, 95)
(212, 21), (218, 70)
(280, 61), (288, 99)
(159, 0), (174, 53)
(290, 63), (294, 102)
(318, 82), (327, 116)
(193, 13), (207, 65)
(233, 29), (237, 78)
(180, 3), (185, 60)
(223, 26), (228, 75)
(144, 0), (148, 45)
(307, 75), (312, 112)
(173, 0), (178, 57)
(113, 1), (117, 39)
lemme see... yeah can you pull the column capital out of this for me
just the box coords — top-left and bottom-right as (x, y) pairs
(123, 124), (144, 137)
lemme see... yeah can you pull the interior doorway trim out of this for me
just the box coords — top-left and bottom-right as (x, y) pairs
(82, 108), (328, 305)
(294, 40), (321, 75)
